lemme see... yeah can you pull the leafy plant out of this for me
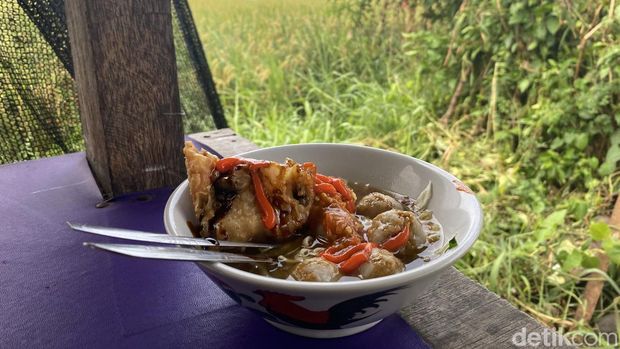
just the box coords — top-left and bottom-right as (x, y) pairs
(591, 221), (620, 265)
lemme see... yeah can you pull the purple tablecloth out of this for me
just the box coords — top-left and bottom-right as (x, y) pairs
(0, 152), (430, 348)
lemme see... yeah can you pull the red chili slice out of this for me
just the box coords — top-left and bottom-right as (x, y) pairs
(381, 225), (410, 252)
(314, 182), (338, 195)
(216, 157), (271, 173)
(322, 243), (367, 263)
(313, 173), (356, 212)
(215, 157), (277, 230)
(302, 162), (317, 174)
(250, 170), (276, 230)
(315, 173), (331, 183)
(339, 243), (374, 274)
(323, 236), (362, 254)
(331, 178), (350, 200)
(216, 157), (244, 173)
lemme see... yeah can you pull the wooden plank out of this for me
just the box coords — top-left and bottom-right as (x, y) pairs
(189, 130), (258, 157)
(65, 0), (185, 198)
(194, 128), (574, 348)
(400, 268), (573, 348)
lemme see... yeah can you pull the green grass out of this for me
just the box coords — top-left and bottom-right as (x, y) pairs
(189, 0), (620, 341)
(188, 0), (426, 148)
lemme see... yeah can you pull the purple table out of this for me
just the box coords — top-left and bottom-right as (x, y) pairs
(0, 151), (429, 348)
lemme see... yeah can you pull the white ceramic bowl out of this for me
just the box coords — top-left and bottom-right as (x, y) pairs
(164, 144), (483, 338)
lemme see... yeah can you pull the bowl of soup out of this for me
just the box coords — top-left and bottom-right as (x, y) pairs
(164, 143), (483, 338)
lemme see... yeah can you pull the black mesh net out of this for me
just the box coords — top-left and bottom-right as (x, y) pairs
(0, 0), (226, 164)
(172, 0), (226, 131)
(0, 1), (81, 162)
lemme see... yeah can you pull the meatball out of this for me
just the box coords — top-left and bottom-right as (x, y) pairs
(291, 257), (341, 282)
(358, 248), (405, 279)
(357, 192), (403, 219)
(367, 209), (425, 249)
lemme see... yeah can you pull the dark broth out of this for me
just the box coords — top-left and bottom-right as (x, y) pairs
(225, 182), (444, 281)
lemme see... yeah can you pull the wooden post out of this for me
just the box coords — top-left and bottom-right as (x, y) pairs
(65, 0), (185, 198)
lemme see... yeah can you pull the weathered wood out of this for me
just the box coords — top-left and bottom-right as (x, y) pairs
(65, 0), (185, 198)
(401, 268), (573, 348)
(189, 129), (258, 156)
(192, 129), (574, 348)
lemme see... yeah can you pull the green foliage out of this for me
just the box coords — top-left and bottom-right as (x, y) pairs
(535, 210), (567, 242)
(591, 221), (620, 265)
(557, 220), (620, 278)
(408, 0), (620, 189)
(591, 221), (612, 241)
(190, 0), (620, 337)
(600, 130), (620, 175)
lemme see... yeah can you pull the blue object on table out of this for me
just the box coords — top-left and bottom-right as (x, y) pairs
(0, 153), (430, 348)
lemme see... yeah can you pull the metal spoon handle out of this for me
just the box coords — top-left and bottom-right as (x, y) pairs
(84, 243), (272, 263)
(68, 222), (274, 249)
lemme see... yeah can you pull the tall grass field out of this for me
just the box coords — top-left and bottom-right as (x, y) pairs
(189, 0), (620, 342)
